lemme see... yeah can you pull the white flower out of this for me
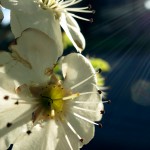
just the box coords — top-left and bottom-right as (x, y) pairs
(0, 29), (104, 149)
(1, 0), (94, 52)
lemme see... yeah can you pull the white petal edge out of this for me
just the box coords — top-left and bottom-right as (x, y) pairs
(66, 13), (80, 31)
(60, 14), (85, 52)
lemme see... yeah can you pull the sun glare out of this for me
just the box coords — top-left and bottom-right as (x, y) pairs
(144, 0), (150, 9)
(1, 7), (10, 25)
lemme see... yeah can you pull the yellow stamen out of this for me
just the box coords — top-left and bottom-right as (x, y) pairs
(62, 93), (80, 100)
(51, 109), (55, 118)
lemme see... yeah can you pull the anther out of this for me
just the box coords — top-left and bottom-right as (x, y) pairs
(92, 10), (96, 14)
(14, 101), (19, 105)
(98, 123), (103, 128)
(6, 122), (12, 128)
(97, 90), (102, 94)
(90, 18), (93, 23)
(100, 110), (105, 114)
(3, 95), (9, 100)
(32, 112), (36, 123)
(88, 4), (92, 9)
(7, 144), (13, 150)
(80, 138), (84, 143)
(97, 68), (102, 74)
(108, 100), (111, 104)
(26, 130), (32, 135)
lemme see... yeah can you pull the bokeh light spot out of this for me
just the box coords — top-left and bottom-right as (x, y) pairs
(144, 0), (150, 9)
(131, 80), (150, 106)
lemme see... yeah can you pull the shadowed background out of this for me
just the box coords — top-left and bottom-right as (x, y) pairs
(81, 0), (150, 150)
(1, 0), (150, 150)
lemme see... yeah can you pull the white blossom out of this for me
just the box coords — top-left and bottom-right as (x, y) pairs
(0, 29), (103, 149)
(1, 0), (94, 52)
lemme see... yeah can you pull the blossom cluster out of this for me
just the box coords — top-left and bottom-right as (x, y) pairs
(0, 0), (105, 150)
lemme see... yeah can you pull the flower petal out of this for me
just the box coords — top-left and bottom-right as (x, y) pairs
(11, 28), (61, 82)
(13, 120), (59, 150)
(56, 121), (79, 150)
(0, 72), (16, 93)
(1, 0), (36, 12)
(1, 0), (63, 54)
(61, 53), (103, 120)
(0, 103), (35, 149)
(0, 75), (36, 148)
(61, 53), (96, 88)
(66, 13), (80, 31)
(0, 124), (27, 149)
(0, 51), (43, 85)
(66, 113), (94, 147)
(11, 9), (63, 52)
(60, 14), (85, 52)
(0, 73), (38, 149)
(0, 28), (60, 85)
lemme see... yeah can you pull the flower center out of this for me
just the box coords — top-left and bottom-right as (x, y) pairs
(29, 74), (80, 121)
(40, 84), (65, 117)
